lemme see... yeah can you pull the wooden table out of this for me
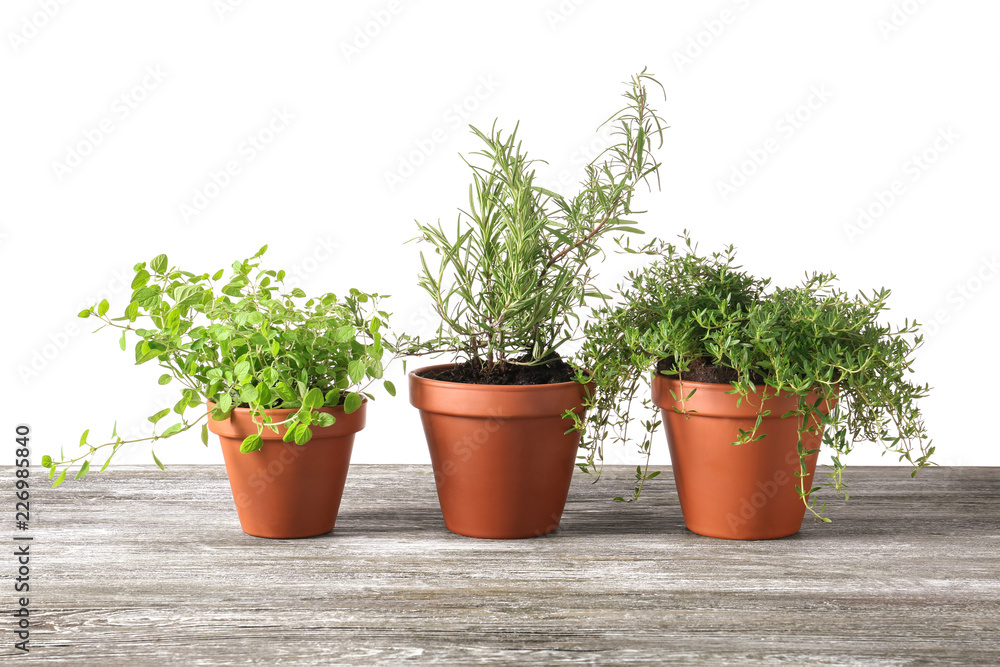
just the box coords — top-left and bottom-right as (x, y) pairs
(12, 466), (1000, 665)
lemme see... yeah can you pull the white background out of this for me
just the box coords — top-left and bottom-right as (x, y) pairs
(2, 0), (998, 479)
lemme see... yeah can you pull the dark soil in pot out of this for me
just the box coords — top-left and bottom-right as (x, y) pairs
(657, 356), (765, 385)
(418, 353), (575, 385)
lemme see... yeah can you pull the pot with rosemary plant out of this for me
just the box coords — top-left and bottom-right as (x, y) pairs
(404, 70), (668, 539)
(580, 235), (935, 540)
(44, 246), (397, 539)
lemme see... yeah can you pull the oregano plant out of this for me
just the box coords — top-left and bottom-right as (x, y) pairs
(43, 246), (397, 486)
(578, 234), (935, 518)
(405, 69), (668, 382)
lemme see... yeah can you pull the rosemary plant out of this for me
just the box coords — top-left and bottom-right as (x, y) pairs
(408, 69), (668, 381)
(579, 235), (934, 518)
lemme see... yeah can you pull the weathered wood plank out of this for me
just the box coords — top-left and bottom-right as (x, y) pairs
(5, 466), (999, 665)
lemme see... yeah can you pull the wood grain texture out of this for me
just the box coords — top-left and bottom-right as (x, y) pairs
(5, 466), (999, 665)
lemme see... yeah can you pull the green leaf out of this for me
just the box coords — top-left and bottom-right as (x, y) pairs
(152, 450), (165, 470)
(253, 244), (268, 258)
(78, 309), (92, 318)
(383, 380), (396, 397)
(97, 299), (110, 317)
(293, 423), (312, 445)
(248, 332), (269, 347)
(158, 374), (172, 385)
(52, 469), (67, 487)
(314, 412), (337, 427)
(149, 408), (170, 424)
(275, 382), (296, 403)
(80, 429), (89, 447)
(119, 331), (127, 351)
(348, 359), (366, 384)
(218, 393), (232, 413)
(335, 325), (355, 342)
(135, 344), (165, 365)
(256, 383), (272, 406)
(201, 424), (209, 446)
(75, 460), (91, 479)
(303, 387), (324, 410)
(221, 283), (245, 297)
(344, 392), (363, 414)
(212, 269), (225, 281)
(131, 269), (150, 289)
(172, 284), (201, 304)
(240, 434), (263, 453)
(161, 423), (184, 438)
(240, 384), (259, 405)
(41, 455), (52, 467)
(151, 254), (168, 274)
(291, 288), (306, 298)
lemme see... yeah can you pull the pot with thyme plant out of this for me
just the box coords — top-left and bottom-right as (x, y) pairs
(580, 235), (934, 540)
(44, 246), (397, 539)
(404, 70), (668, 539)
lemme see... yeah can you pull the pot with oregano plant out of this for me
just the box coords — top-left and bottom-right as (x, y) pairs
(404, 70), (668, 539)
(44, 246), (397, 539)
(579, 235), (934, 540)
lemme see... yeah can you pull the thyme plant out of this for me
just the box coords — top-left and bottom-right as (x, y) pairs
(579, 235), (934, 518)
(44, 246), (395, 486)
(409, 69), (668, 380)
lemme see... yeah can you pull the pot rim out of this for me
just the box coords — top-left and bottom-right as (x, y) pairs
(409, 363), (590, 391)
(409, 363), (590, 418)
(206, 397), (368, 416)
(651, 372), (837, 418)
(206, 398), (368, 439)
(653, 372), (839, 396)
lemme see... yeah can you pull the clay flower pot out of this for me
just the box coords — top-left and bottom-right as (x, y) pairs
(207, 400), (366, 539)
(409, 364), (589, 539)
(652, 374), (834, 540)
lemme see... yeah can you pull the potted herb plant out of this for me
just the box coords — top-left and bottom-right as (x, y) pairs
(44, 246), (396, 539)
(580, 235), (934, 539)
(404, 70), (668, 539)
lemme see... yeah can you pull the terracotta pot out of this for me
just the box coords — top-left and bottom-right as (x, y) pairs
(652, 374), (835, 540)
(409, 364), (589, 539)
(207, 400), (365, 539)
